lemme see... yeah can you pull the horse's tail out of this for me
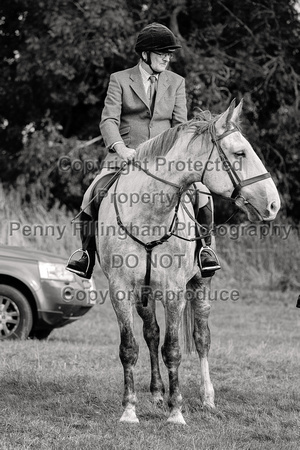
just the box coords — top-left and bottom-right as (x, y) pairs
(181, 299), (195, 354)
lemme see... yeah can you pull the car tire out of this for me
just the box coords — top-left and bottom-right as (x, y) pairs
(0, 285), (33, 340)
(31, 329), (53, 340)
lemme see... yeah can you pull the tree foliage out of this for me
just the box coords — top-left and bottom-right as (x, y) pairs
(0, 0), (299, 219)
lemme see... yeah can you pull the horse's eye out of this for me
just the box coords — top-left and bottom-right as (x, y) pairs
(234, 151), (246, 157)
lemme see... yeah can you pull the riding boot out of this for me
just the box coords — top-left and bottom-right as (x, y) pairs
(196, 200), (221, 277)
(66, 211), (96, 279)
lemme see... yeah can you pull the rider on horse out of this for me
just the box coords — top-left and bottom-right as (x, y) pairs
(66, 23), (220, 279)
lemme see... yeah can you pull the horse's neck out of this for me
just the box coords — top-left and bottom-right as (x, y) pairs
(148, 131), (210, 188)
(119, 132), (211, 218)
(126, 168), (181, 212)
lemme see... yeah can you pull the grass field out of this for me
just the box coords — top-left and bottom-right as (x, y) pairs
(1, 185), (300, 449)
(1, 268), (300, 449)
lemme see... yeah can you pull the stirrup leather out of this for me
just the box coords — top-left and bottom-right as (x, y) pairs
(66, 248), (91, 277)
(198, 246), (221, 273)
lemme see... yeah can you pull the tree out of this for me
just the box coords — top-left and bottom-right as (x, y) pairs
(1, 0), (299, 219)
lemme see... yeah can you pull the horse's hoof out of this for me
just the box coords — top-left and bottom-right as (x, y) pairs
(202, 401), (215, 410)
(152, 393), (164, 408)
(167, 410), (186, 425)
(119, 409), (139, 423)
(202, 403), (225, 419)
(202, 402), (226, 419)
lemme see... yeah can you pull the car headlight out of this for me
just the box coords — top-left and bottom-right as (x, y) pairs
(38, 261), (75, 282)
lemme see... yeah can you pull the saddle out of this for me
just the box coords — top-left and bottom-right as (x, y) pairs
(90, 171), (121, 218)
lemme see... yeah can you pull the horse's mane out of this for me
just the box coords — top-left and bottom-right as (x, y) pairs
(136, 110), (224, 161)
(136, 122), (189, 160)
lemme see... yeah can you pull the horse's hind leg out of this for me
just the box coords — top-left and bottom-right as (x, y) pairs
(136, 298), (165, 405)
(161, 292), (186, 424)
(110, 286), (139, 423)
(187, 274), (215, 409)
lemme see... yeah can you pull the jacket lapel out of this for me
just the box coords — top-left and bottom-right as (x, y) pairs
(155, 71), (169, 105)
(129, 65), (149, 108)
(129, 65), (170, 112)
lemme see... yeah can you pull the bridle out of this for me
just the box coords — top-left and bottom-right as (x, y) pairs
(201, 124), (271, 201)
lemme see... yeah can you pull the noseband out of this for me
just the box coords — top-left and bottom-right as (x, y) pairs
(201, 125), (271, 200)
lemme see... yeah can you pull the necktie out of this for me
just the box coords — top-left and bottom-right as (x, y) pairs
(149, 75), (157, 114)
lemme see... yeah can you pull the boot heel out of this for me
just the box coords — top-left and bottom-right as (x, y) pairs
(198, 246), (221, 276)
(66, 249), (93, 279)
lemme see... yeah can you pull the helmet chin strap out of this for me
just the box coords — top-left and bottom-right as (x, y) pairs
(142, 52), (159, 75)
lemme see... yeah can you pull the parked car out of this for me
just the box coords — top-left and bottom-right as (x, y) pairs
(0, 245), (96, 340)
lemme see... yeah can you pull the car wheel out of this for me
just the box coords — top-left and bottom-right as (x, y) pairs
(31, 329), (53, 340)
(0, 285), (33, 340)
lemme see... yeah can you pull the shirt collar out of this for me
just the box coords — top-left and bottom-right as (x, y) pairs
(139, 63), (159, 82)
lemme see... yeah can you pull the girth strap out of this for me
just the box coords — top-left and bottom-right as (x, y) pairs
(142, 235), (172, 307)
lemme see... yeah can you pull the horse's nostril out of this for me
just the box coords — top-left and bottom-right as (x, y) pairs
(269, 201), (278, 212)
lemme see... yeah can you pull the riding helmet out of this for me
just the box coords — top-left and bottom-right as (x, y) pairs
(135, 23), (181, 54)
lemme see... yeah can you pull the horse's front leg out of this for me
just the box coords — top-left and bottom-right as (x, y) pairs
(136, 298), (165, 405)
(188, 274), (215, 409)
(161, 291), (186, 424)
(110, 285), (139, 423)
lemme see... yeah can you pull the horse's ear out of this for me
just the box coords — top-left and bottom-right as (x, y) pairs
(215, 99), (236, 133)
(231, 98), (244, 123)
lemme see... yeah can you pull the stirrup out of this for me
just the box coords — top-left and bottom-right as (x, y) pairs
(66, 248), (90, 277)
(198, 246), (221, 273)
